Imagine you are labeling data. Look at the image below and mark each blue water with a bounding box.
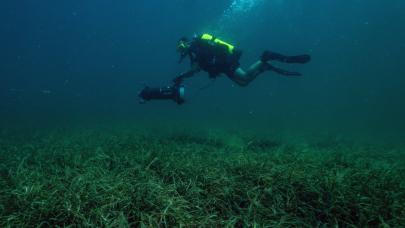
[1,0,404,141]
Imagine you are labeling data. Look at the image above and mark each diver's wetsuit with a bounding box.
[187,37,242,78]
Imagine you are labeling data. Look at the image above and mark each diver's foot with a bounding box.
[261,51,281,62]
[261,51,311,64]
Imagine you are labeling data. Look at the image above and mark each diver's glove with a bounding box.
[172,76,184,85]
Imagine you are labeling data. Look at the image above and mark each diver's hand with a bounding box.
[172,76,183,85]
[173,67,199,85]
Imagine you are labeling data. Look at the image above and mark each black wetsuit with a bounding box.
[187,37,242,78]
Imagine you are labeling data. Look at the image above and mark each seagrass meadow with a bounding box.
[0,127,404,227]
[2,0,405,227]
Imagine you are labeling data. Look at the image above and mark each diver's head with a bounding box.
[177,37,190,63]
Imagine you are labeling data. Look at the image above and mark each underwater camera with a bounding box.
[138,84,185,104]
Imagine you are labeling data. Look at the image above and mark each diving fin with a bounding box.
[267,64,302,76]
[261,51,311,64]
[284,54,311,64]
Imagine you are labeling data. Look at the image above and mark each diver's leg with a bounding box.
[228,71,249,86]
[229,61,270,86]
[229,61,302,86]
[261,51,311,64]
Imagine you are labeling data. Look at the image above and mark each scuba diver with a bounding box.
[138,33,310,104]
[173,33,311,86]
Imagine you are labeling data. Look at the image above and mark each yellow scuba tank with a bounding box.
[200,34,235,54]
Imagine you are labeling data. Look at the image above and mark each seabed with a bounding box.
[0,127,404,227]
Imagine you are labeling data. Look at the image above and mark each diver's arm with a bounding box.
[173,64,201,84]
